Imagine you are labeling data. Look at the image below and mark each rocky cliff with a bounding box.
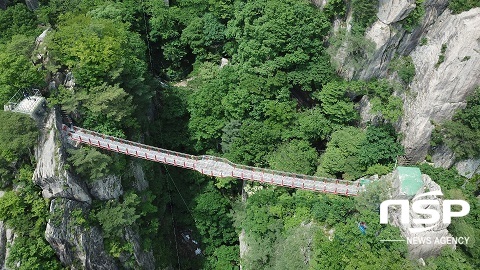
[34,111,118,269]
[401,8,480,162]
[349,0,480,164]
[31,110,155,269]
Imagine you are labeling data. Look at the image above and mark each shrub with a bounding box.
[389,56,416,84]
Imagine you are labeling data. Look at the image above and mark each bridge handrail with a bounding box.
[198,155,352,186]
[71,126,199,160]
[67,125,355,187]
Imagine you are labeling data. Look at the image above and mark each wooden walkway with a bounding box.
[63,125,361,196]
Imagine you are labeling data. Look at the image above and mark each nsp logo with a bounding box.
[380,191,470,233]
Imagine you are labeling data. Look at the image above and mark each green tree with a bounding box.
[389,55,416,84]
[225,0,334,92]
[94,191,141,239]
[193,183,237,253]
[267,139,319,175]
[0,111,38,162]
[358,124,404,168]
[80,83,136,133]
[425,247,474,270]
[365,80,404,122]
[0,3,39,43]
[318,127,366,180]
[271,225,317,270]
[181,12,226,60]
[295,107,334,143]
[401,0,425,32]
[314,81,359,126]
[0,180,61,269]
[351,0,379,33]
[0,35,45,105]
[47,13,148,93]
[210,245,239,270]
[67,147,112,180]
[448,0,480,14]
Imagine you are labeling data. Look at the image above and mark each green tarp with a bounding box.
[396,166,423,196]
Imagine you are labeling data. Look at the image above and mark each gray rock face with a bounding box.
[25,0,39,10]
[33,110,156,269]
[131,162,149,192]
[46,198,117,270]
[366,20,391,51]
[401,8,480,162]
[33,112,91,203]
[377,0,416,24]
[0,221,7,269]
[455,159,480,179]
[431,144,456,168]
[124,227,155,269]
[88,175,123,201]
[361,0,450,80]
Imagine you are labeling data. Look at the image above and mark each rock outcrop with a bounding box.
[431,144,456,168]
[33,111,91,203]
[87,175,123,201]
[455,159,480,179]
[124,227,155,270]
[34,111,118,269]
[45,198,117,269]
[33,110,156,269]
[352,0,480,163]
[377,0,416,24]
[389,173,455,259]
[0,221,15,269]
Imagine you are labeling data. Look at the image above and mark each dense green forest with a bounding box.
[0,0,478,269]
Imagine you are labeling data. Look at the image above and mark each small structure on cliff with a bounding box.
[393,166,423,198]
[386,167,456,259]
[3,89,46,119]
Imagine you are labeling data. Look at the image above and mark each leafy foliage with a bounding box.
[0,3,39,43]
[0,34,46,105]
[193,183,237,254]
[318,127,366,180]
[448,0,480,14]
[314,81,359,126]
[389,55,416,84]
[267,140,319,175]
[401,0,425,32]
[0,179,61,269]
[5,0,477,269]
[358,124,404,168]
[93,192,141,239]
[67,147,112,180]
[351,0,379,33]
[0,111,38,162]
[365,80,404,122]
[433,88,480,159]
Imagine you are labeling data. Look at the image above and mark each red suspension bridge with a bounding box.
[63,125,362,196]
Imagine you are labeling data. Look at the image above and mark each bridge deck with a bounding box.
[63,125,361,196]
